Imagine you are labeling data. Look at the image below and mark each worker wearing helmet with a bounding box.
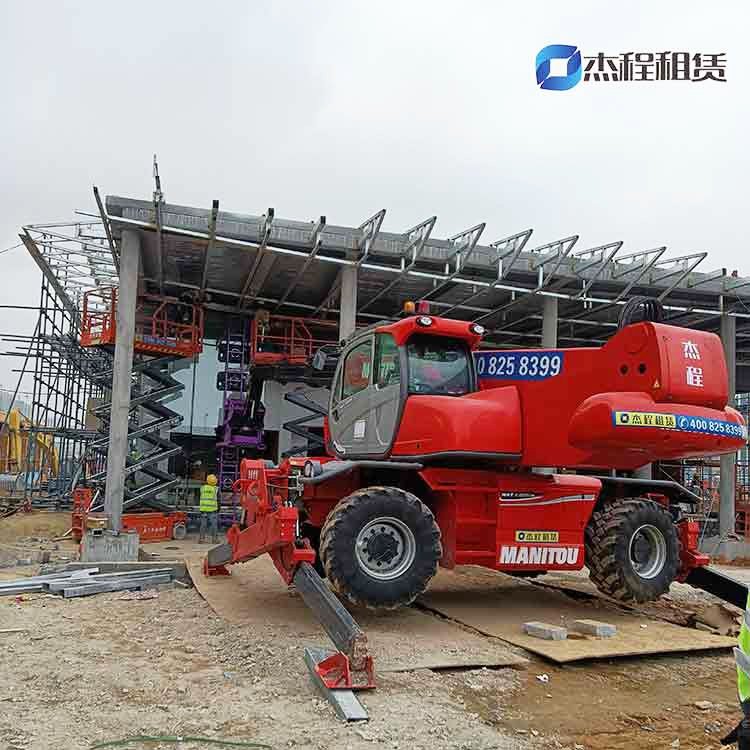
[199,474,219,544]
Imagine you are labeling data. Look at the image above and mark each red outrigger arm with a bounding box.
[203,460,375,703]
[204,466,315,581]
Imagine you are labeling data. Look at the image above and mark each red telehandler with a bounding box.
[205,298,747,700]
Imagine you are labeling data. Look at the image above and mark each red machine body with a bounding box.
[476,320,744,470]
[207,313,745,592]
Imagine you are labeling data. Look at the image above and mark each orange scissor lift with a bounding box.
[76,287,204,543]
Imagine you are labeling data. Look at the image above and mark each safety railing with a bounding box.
[250,314,338,366]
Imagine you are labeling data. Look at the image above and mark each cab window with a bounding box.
[406,334,471,396]
[374,333,400,388]
[341,338,373,399]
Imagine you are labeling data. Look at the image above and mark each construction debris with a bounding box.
[523,621,568,641]
[695,603,741,637]
[0,567,174,598]
[570,619,618,638]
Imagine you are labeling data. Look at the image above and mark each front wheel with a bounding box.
[319,486,442,610]
[585,498,679,602]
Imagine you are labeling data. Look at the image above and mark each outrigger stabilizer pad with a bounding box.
[294,562,375,721]
[203,543,232,577]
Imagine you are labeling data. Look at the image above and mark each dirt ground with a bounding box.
[0,511,743,750]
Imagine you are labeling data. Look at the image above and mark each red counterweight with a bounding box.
[477,321,746,470]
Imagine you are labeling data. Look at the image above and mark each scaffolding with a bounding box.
[1,218,117,508]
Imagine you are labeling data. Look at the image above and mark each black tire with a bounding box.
[585,498,679,603]
[319,486,442,610]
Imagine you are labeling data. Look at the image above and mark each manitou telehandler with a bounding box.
[206,298,747,692]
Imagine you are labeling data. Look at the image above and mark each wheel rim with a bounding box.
[628,524,667,580]
[355,516,417,581]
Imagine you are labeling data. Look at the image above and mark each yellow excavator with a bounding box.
[0,408,58,477]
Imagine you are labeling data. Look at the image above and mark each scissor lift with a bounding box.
[79,288,203,536]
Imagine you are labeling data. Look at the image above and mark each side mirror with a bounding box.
[312,345,340,371]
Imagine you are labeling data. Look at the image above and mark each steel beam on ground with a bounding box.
[103,229,140,533]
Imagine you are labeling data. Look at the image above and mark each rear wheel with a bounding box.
[319,486,442,609]
[585,498,679,602]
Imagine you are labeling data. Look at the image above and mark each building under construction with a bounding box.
[4,167,750,551]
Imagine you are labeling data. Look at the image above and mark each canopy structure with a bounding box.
[98,193,749,373]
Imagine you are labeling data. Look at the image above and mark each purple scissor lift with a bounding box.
[216,324,265,518]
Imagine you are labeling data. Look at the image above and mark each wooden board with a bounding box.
[186,555,527,673]
[419,566,736,663]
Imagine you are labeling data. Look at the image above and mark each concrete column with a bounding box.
[720,313,737,538]
[103,229,140,531]
[541,296,558,348]
[339,265,357,340]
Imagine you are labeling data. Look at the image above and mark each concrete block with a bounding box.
[571,619,617,638]
[522,621,567,641]
[80,531,139,562]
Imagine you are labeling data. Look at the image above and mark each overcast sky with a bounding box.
[0,0,747,393]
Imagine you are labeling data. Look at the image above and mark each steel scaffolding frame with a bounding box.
[2,221,116,508]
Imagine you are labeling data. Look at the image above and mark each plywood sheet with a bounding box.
[186,555,526,672]
[419,566,735,663]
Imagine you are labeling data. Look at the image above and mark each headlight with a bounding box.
[470,324,485,336]
[416,316,433,327]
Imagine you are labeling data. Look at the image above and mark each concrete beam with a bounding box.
[720,312,737,539]
[541,295,558,348]
[103,229,141,532]
[339,264,357,340]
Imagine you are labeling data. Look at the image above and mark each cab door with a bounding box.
[369,332,402,455]
[329,335,375,457]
